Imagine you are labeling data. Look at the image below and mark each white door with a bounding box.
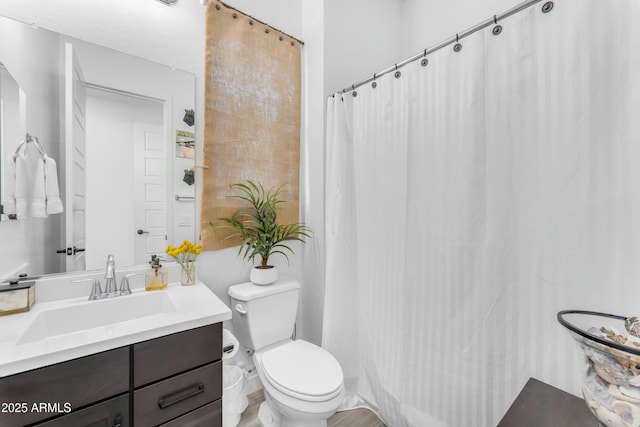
[63,42,87,271]
[133,124,167,264]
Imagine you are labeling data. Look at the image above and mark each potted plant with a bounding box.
[183,168,195,185]
[217,180,311,285]
[183,109,195,126]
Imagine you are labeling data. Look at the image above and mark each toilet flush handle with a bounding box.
[234,303,248,315]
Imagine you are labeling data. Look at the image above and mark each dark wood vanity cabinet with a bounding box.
[0,323,223,427]
[133,323,223,427]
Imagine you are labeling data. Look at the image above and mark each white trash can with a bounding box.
[223,365,248,427]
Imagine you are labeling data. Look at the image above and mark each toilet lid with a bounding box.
[261,340,343,400]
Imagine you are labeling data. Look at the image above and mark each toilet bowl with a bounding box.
[255,340,345,427]
[228,278,345,427]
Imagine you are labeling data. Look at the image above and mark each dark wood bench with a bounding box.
[498,378,599,427]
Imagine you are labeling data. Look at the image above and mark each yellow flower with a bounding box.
[165,240,200,269]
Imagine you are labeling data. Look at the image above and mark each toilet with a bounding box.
[228,277,345,427]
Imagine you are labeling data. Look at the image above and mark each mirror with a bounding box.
[0,60,23,215]
[0,15,196,280]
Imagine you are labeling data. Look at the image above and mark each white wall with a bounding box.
[324,0,402,95]
[300,0,326,351]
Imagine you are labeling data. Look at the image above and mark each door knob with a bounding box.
[137,229,149,235]
[73,247,86,254]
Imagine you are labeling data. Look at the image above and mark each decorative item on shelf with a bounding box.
[183,168,195,185]
[557,310,640,427]
[183,108,195,126]
[166,240,201,286]
[215,180,312,285]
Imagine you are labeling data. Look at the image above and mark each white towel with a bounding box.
[44,155,63,215]
[14,155,29,219]
[3,156,16,215]
[31,157,47,218]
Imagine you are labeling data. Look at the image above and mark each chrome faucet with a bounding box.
[72,278,103,300]
[72,256,140,301]
[119,272,143,296]
[103,254,118,298]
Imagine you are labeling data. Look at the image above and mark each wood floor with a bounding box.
[238,390,387,427]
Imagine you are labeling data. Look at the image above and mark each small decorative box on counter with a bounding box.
[0,281,35,316]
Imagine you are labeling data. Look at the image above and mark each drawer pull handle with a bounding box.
[158,383,205,409]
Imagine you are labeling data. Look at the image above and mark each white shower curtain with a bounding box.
[323,1,640,426]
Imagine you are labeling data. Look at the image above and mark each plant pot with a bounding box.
[183,112,194,126]
[250,266,278,285]
[183,171,194,185]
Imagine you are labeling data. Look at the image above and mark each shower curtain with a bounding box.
[323,1,640,426]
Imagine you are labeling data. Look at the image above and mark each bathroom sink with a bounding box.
[17,291,177,344]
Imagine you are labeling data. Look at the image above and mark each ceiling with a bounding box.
[0,0,206,74]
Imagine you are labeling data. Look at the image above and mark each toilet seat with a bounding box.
[260,340,343,402]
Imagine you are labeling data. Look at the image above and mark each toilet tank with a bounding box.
[228,277,300,352]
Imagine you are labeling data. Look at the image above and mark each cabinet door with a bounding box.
[134,361,222,427]
[133,323,222,387]
[159,400,222,427]
[0,347,129,427]
[36,394,129,427]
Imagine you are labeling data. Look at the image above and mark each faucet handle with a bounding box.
[119,273,143,296]
[72,278,103,300]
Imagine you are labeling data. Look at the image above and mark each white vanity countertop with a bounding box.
[0,281,231,377]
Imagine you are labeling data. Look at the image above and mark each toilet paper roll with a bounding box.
[222,328,239,359]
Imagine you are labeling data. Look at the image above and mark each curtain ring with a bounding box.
[420,49,428,66]
[394,65,401,78]
[454,34,462,52]
[492,14,503,35]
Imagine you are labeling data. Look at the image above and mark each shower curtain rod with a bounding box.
[336,0,545,95]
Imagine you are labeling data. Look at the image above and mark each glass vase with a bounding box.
[180,261,197,286]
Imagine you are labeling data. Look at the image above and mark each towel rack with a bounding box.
[12,133,47,162]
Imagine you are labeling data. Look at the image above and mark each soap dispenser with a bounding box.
[145,255,167,291]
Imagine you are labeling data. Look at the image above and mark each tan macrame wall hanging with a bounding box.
[201,1,302,251]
